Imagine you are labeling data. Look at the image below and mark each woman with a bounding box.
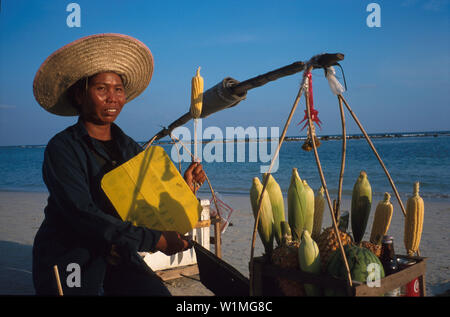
[32,34,206,295]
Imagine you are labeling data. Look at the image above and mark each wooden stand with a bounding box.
[211,216,222,258]
[156,264,200,281]
[193,215,222,259]
[251,255,427,296]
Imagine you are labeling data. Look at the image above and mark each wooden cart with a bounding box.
[251,255,427,296]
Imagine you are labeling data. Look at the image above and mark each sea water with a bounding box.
[0,132,449,201]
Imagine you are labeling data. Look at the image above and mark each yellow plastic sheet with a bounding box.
[101,146,201,234]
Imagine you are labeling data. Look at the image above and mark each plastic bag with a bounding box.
[209,192,236,234]
[325,66,345,95]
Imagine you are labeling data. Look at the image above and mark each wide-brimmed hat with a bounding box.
[33,33,154,116]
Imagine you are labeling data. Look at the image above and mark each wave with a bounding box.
[196,187,450,201]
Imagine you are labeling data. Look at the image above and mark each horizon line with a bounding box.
[2,130,449,148]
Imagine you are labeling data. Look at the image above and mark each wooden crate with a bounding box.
[251,255,427,296]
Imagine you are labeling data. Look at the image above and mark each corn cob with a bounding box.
[298,230,321,296]
[404,182,424,256]
[302,180,315,236]
[190,67,204,162]
[190,67,204,119]
[280,221,292,246]
[312,187,325,240]
[250,177,274,254]
[263,173,286,246]
[351,171,372,244]
[369,192,394,245]
[288,168,306,241]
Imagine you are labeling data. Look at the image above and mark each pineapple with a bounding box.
[270,221,305,296]
[317,227,353,270]
[271,240,300,268]
[360,241,382,258]
[271,240,305,296]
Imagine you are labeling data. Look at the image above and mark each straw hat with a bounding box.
[33,33,154,116]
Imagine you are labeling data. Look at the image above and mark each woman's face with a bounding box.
[77,72,126,125]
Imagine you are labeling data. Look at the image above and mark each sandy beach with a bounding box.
[0,190,448,296]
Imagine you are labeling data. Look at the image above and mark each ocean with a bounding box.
[1,131,449,202]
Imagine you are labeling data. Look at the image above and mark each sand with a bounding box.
[0,190,448,296]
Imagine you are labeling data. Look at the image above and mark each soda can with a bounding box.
[397,257,420,296]
[405,278,421,297]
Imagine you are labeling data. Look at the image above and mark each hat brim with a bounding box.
[33,33,154,116]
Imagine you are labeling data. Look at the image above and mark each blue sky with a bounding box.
[0,0,449,146]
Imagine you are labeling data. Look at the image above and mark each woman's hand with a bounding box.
[155,231,193,256]
[183,162,206,194]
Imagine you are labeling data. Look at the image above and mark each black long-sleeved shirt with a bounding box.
[32,118,161,294]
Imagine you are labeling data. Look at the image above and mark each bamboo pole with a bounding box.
[338,95,407,217]
[144,54,344,146]
[53,265,64,296]
[249,66,312,296]
[336,95,347,218]
[194,119,199,161]
[304,71,353,291]
[144,134,158,151]
[193,119,201,193]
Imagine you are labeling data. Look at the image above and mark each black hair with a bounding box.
[67,77,89,112]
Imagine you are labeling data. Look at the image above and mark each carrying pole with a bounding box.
[143,54,344,146]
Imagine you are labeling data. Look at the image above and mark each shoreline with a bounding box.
[154,131,450,145]
[0,190,448,296]
[1,189,449,204]
[2,130,449,148]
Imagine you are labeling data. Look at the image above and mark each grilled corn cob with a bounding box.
[190,67,204,118]
[404,182,424,256]
[369,192,394,245]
